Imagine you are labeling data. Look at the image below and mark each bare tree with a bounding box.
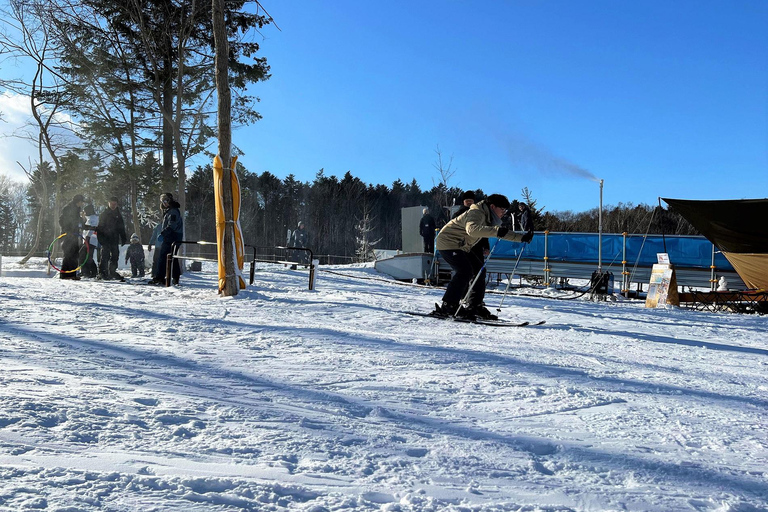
[16,156,48,264]
[1,0,76,261]
[431,144,456,223]
[355,198,382,262]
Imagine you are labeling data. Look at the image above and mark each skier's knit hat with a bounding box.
[461,190,475,201]
[130,233,140,242]
[297,220,304,228]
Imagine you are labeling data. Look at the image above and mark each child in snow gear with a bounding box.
[125,234,146,277]
[435,194,526,320]
[59,194,86,280]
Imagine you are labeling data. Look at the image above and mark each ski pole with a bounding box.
[496,242,526,312]
[455,240,499,317]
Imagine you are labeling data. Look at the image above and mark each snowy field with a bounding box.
[0,256,766,511]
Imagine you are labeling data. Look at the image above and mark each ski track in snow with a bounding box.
[0,258,767,511]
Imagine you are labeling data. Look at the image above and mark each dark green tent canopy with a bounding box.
[662,198,768,254]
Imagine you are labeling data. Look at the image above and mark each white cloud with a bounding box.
[0,91,80,183]
[0,93,37,183]
[0,91,32,124]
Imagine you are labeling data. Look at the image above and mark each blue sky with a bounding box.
[239,0,768,212]
[1,0,766,213]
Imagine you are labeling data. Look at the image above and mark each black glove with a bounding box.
[496,226,509,238]
[147,244,153,251]
[521,231,534,243]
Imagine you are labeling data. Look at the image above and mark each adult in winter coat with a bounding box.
[150,192,184,284]
[97,196,127,280]
[452,190,490,260]
[58,194,86,279]
[419,208,436,253]
[79,203,99,278]
[517,202,533,234]
[147,223,162,280]
[290,221,309,265]
[435,194,532,320]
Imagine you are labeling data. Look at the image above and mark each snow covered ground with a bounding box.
[0,256,766,511]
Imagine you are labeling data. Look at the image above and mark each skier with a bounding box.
[79,203,99,278]
[58,194,86,280]
[452,190,491,297]
[149,192,183,285]
[419,208,437,254]
[435,193,532,320]
[125,233,146,278]
[97,196,127,281]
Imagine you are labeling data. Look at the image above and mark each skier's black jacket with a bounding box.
[59,201,83,235]
[419,214,436,238]
[97,206,127,246]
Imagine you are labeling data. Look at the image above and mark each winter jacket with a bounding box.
[518,207,533,233]
[452,205,490,253]
[59,201,83,235]
[291,227,308,248]
[125,243,146,265]
[419,214,436,238]
[82,214,99,248]
[97,206,127,246]
[436,200,523,252]
[160,199,184,243]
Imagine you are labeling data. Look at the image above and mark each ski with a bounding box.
[403,310,541,327]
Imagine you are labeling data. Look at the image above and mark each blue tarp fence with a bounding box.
[490,233,734,271]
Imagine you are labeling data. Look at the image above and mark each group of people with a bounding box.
[58,192,184,284]
[420,191,535,321]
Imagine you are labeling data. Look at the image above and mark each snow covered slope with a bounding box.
[0,259,766,511]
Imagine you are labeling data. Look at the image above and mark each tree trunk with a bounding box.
[213,0,237,296]
[162,55,175,191]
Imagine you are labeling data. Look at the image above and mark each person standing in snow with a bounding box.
[97,196,127,281]
[125,233,146,278]
[79,203,99,278]
[289,221,310,266]
[516,202,534,236]
[419,208,436,254]
[435,194,532,320]
[452,191,476,220]
[58,194,86,280]
[147,222,162,281]
[149,192,183,285]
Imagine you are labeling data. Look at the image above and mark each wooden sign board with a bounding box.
[645,263,680,308]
